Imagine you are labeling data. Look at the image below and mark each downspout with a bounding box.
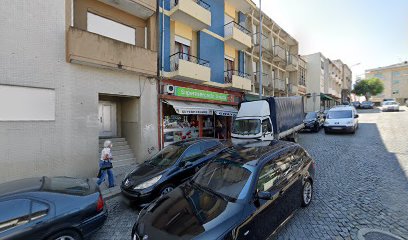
[156,0,162,150]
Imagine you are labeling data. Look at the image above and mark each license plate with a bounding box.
[332,127,342,130]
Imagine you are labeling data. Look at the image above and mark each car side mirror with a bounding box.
[257,191,273,200]
[354,114,359,118]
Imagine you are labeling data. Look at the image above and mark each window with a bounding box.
[299,67,306,86]
[182,144,203,162]
[87,12,136,45]
[0,199,31,233]
[175,36,191,61]
[262,119,272,134]
[257,162,280,192]
[224,57,234,83]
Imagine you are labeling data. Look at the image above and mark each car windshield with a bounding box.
[192,160,252,201]
[147,144,187,167]
[305,112,317,120]
[232,119,261,135]
[327,110,352,119]
[362,101,372,104]
[384,101,397,105]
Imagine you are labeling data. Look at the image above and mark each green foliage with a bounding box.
[352,78,384,100]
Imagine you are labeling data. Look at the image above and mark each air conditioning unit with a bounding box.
[164,85,175,94]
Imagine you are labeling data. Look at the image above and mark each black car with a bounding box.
[132,140,315,240]
[121,138,225,205]
[0,176,107,240]
[303,111,324,132]
[352,101,361,108]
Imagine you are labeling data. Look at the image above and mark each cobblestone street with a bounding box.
[91,108,408,240]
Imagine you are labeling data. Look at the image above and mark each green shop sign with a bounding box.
[174,87,230,102]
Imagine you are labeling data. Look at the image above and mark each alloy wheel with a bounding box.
[303,181,312,205]
[55,236,75,240]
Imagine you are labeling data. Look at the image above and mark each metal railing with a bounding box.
[288,83,299,94]
[224,70,251,83]
[273,45,286,61]
[253,72,270,86]
[169,52,210,71]
[253,32,272,51]
[224,21,251,38]
[170,0,211,11]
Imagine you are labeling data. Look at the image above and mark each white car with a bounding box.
[382,101,399,112]
[324,106,359,134]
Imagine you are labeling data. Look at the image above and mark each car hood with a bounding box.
[122,163,167,188]
[136,183,245,240]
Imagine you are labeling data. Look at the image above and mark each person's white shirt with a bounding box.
[100,147,112,161]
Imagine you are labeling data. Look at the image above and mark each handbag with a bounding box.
[100,160,113,170]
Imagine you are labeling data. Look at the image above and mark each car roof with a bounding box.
[0,177,44,198]
[215,140,297,166]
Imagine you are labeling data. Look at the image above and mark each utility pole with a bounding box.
[258,0,263,99]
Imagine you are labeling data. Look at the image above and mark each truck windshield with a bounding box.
[232,119,261,135]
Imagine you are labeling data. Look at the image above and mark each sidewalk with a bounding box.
[95,163,139,200]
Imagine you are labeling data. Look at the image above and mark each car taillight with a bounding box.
[96,194,104,212]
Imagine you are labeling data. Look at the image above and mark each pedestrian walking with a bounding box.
[97,140,115,188]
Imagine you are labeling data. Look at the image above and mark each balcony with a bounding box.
[168,52,211,83]
[298,85,307,95]
[224,70,251,91]
[288,83,299,95]
[273,45,286,63]
[224,0,255,13]
[224,21,252,50]
[169,0,211,31]
[97,0,156,19]
[253,72,269,88]
[274,78,286,91]
[66,27,156,76]
[286,54,298,71]
[253,32,272,58]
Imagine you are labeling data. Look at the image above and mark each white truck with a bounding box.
[231,97,305,142]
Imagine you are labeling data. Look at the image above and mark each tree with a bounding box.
[352,78,384,100]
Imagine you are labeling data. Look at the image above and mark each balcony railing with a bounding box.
[274,78,286,91]
[288,83,299,94]
[169,52,209,71]
[286,54,298,71]
[170,0,210,11]
[225,21,251,37]
[273,45,286,62]
[224,70,251,84]
[253,72,270,87]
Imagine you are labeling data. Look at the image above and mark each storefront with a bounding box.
[160,80,243,147]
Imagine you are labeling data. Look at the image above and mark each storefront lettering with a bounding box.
[175,87,229,102]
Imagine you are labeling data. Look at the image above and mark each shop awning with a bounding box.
[320,94,333,101]
[164,100,238,116]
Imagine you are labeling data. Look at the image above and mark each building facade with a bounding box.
[303,53,351,112]
[365,61,408,104]
[0,0,159,183]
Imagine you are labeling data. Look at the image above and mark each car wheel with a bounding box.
[47,229,82,240]
[301,179,313,207]
[324,129,329,134]
[160,184,175,196]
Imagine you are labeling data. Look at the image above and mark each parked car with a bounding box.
[0,176,107,240]
[303,111,324,132]
[121,138,225,206]
[324,106,359,134]
[360,101,374,109]
[131,140,315,240]
[382,101,400,111]
[352,101,361,108]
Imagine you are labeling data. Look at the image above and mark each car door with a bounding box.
[0,198,32,240]
[177,143,206,183]
[282,148,305,214]
[235,156,286,240]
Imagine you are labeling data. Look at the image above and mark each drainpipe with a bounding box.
[156,0,163,150]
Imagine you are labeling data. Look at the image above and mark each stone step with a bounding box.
[99,140,128,147]
[113,153,134,161]
[99,145,130,152]
[99,149,132,156]
[99,137,126,144]
[112,158,137,168]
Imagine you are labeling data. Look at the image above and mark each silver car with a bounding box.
[382,101,399,112]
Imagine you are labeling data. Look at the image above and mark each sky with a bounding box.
[256,0,408,81]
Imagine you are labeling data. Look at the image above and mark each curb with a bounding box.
[102,186,121,200]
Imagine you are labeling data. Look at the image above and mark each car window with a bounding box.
[182,144,204,162]
[201,141,222,155]
[257,162,280,192]
[262,119,272,134]
[30,201,49,221]
[0,199,31,233]
[327,110,352,119]
[42,177,91,196]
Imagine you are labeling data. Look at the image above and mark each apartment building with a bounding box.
[244,8,304,97]
[158,0,257,146]
[365,61,408,104]
[0,0,159,183]
[303,53,351,112]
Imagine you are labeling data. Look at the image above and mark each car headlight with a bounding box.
[134,175,162,190]
[346,120,353,125]
[324,121,329,125]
